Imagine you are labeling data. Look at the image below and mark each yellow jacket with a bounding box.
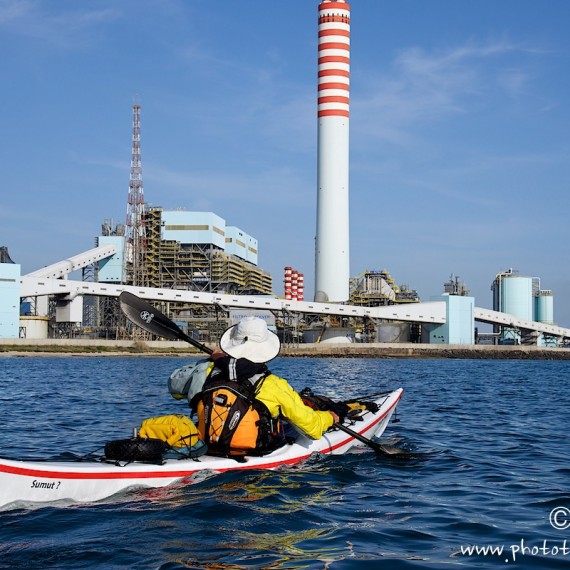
[255,374,335,439]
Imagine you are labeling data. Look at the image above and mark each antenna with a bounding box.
[124,103,148,287]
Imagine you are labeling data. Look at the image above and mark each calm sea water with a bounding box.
[0,356,569,569]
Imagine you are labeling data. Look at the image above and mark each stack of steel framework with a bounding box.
[143,207,272,296]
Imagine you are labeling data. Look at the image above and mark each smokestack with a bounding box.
[315,0,350,303]
[284,266,292,300]
[297,273,304,301]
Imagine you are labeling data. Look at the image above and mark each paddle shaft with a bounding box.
[334,422,404,456]
[171,329,213,355]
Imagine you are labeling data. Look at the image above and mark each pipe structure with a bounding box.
[315,0,351,303]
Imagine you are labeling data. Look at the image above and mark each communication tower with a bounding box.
[124,104,148,287]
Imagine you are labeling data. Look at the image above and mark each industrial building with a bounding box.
[1,1,570,348]
[98,210,271,295]
[81,99,273,340]
[3,246,570,347]
[145,208,270,295]
[349,270,419,307]
[94,209,273,340]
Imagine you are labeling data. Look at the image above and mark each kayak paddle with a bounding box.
[119,291,213,355]
[334,422,409,457]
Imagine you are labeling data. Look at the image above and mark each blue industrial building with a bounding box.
[0,262,21,339]
[429,294,475,345]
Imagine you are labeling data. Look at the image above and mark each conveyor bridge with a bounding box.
[18,246,570,341]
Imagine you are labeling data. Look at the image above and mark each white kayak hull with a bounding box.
[0,388,403,510]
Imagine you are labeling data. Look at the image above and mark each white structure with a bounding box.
[160,210,259,266]
[24,245,116,280]
[19,316,50,339]
[315,0,351,302]
[4,246,570,344]
[20,275,447,324]
[162,211,226,250]
[224,226,258,265]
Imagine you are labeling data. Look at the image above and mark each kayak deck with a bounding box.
[0,388,403,510]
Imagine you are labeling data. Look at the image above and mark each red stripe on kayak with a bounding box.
[0,457,310,480]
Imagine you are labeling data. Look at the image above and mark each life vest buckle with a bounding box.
[214,394,228,406]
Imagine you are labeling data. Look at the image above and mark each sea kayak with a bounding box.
[0,388,403,510]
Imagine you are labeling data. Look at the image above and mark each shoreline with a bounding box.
[1,339,569,359]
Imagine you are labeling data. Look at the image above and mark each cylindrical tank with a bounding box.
[302,327,354,344]
[19,316,50,339]
[535,290,554,324]
[501,275,533,320]
[376,323,411,343]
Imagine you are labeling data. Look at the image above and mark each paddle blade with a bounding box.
[119,291,181,340]
[119,292,213,355]
[374,443,411,456]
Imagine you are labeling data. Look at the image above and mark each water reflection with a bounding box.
[184,462,345,517]
[173,527,348,569]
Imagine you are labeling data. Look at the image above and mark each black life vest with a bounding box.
[197,357,281,457]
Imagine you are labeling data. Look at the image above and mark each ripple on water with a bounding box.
[1,357,569,568]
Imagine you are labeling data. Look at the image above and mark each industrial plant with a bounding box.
[1,0,569,349]
[491,269,556,345]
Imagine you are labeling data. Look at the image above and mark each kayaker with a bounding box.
[196,317,344,457]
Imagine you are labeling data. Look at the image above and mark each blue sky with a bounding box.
[1,0,569,327]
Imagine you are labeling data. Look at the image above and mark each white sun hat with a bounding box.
[219,317,280,363]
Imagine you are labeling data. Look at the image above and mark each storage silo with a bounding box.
[491,269,534,343]
[535,290,554,324]
[492,270,533,320]
[501,275,534,321]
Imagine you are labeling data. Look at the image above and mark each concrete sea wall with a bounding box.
[0,339,569,359]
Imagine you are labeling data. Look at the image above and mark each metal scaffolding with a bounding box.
[124,104,148,288]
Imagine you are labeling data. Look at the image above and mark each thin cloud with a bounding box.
[353,38,542,139]
[144,164,311,209]
[0,0,31,23]
[0,0,120,46]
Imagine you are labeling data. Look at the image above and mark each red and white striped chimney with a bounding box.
[315,0,350,303]
[284,266,292,300]
[291,269,299,300]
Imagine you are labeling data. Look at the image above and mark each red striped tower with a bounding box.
[291,269,299,300]
[298,273,305,301]
[315,0,350,302]
[284,266,292,300]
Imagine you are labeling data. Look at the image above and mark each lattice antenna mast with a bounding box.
[124,104,148,286]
